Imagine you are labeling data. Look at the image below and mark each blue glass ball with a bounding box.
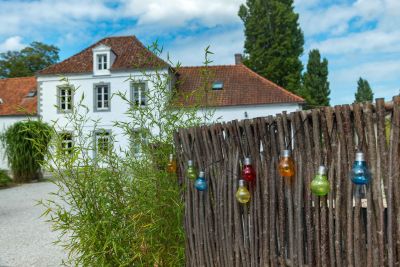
[194,177,208,191]
[350,161,370,185]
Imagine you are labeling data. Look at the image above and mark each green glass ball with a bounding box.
[186,166,197,180]
[310,174,330,196]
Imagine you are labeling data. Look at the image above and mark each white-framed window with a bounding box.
[60,132,73,155]
[131,82,147,107]
[97,54,108,70]
[58,86,73,112]
[95,130,112,156]
[131,129,148,155]
[94,84,110,111]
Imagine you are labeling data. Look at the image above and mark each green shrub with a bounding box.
[0,169,12,187]
[40,47,215,266]
[1,120,52,183]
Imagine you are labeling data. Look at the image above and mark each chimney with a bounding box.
[235,53,243,65]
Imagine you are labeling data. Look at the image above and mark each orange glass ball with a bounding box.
[167,154,177,174]
[278,150,295,178]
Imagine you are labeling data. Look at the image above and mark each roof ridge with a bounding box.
[238,64,305,102]
[180,64,238,69]
[37,35,168,75]
[100,35,136,39]
[38,36,138,74]
[0,76,36,81]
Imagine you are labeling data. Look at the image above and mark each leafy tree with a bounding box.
[355,77,374,103]
[301,49,330,109]
[239,0,304,93]
[0,42,59,78]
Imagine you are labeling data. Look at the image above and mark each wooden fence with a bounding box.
[173,96,400,267]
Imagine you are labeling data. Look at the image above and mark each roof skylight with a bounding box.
[26,90,37,98]
[212,81,223,90]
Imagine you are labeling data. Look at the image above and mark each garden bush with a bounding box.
[40,47,215,266]
[1,120,52,183]
[0,169,12,187]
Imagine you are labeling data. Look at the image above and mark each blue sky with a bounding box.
[0,0,399,105]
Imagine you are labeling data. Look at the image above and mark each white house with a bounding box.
[0,35,304,168]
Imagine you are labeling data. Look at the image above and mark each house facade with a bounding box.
[0,35,304,168]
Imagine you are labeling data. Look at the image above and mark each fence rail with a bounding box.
[174,97,400,267]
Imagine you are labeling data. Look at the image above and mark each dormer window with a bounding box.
[92,44,114,75]
[97,54,108,70]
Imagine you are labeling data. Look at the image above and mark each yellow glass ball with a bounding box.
[236,185,251,204]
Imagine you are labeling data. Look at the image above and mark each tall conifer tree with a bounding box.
[301,49,330,109]
[239,0,304,93]
[355,78,374,103]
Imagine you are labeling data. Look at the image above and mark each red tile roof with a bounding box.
[176,64,304,107]
[0,77,37,116]
[38,36,168,75]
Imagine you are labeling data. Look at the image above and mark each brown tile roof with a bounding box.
[0,77,37,116]
[38,36,168,75]
[176,64,304,107]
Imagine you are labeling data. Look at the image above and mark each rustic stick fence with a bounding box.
[173,97,400,267]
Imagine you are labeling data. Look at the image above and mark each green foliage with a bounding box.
[40,46,214,266]
[1,120,52,183]
[0,170,12,187]
[0,41,59,78]
[301,49,330,109]
[239,0,304,93]
[355,77,374,103]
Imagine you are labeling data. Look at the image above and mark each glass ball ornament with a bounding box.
[194,171,208,191]
[242,157,256,183]
[278,150,295,177]
[236,180,251,204]
[167,154,177,174]
[186,160,197,180]
[350,152,371,185]
[310,166,330,196]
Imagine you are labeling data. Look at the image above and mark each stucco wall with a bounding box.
[200,103,301,123]
[38,70,302,157]
[37,69,170,153]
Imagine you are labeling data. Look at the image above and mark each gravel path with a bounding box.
[0,181,67,267]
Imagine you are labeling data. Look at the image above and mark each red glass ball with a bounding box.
[242,165,256,182]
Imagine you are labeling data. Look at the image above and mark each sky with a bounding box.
[0,0,399,105]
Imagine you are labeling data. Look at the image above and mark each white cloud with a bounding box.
[297,0,399,38]
[0,0,246,38]
[120,0,245,27]
[164,28,244,66]
[0,36,26,52]
[299,4,357,36]
[334,60,400,83]
[328,59,400,104]
[295,0,400,104]
[0,0,398,106]
[0,0,114,36]
[309,29,400,55]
